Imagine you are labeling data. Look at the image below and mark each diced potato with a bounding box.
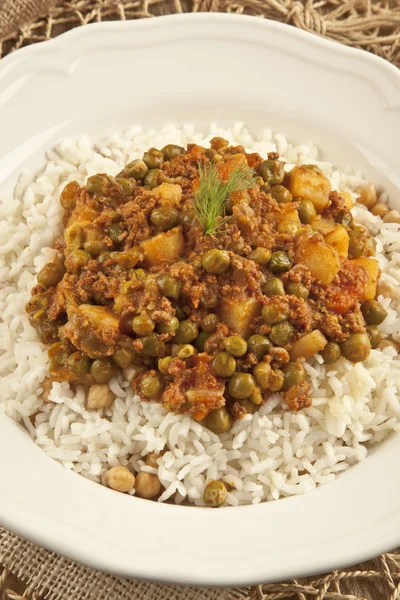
[281,207,301,225]
[325,225,349,258]
[87,384,115,410]
[140,226,184,267]
[67,204,99,227]
[340,191,354,209]
[66,304,120,358]
[290,330,328,360]
[351,258,379,300]
[288,165,331,213]
[218,296,262,338]
[295,234,341,286]
[311,216,336,235]
[154,183,182,206]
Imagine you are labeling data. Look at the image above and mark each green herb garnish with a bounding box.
[192,162,257,236]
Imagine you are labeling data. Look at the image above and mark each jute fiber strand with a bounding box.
[0,1,400,599]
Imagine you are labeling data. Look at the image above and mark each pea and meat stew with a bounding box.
[27,138,387,443]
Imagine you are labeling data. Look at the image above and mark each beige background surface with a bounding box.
[0,1,400,598]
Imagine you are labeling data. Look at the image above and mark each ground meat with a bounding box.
[322,191,348,222]
[29,138,379,426]
[203,323,230,354]
[161,354,225,417]
[284,381,312,411]
[269,347,290,368]
[288,296,314,334]
[315,261,368,314]
[315,312,347,343]
[281,264,313,288]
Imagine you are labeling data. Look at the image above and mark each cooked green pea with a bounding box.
[228,373,256,399]
[203,407,232,434]
[68,249,92,271]
[113,346,137,368]
[195,331,210,352]
[90,358,117,384]
[203,480,227,507]
[177,344,195,359]
[60,180,80,212]
[201,289,219,308]
[253,362,271,390]
[223,335,248,357]
[269,251,292,274]
[174,320,199,344]
[283,362,305,390]
[341,333,371,363]
[340,212,354,228]
[202,249,231,274]
[86,174,107,196]
[247,334,272,360]
[158,356,173,374]
[366,326,382,349]
[269,185,292,204]
[247,247,272,266]
[67,352,91,378]
[269,321,294,346]
[201,313,219,333]
[348,226,376,258]
[321,341,341,364]
[361,300,388,326]
[262,303,289,325]
[116,177,134,197]
[162,144,184,160]
[157,274,182,299]
[173,304,186,321]
[237,399,258,414]
[263,278,285,297]
[134,268,148,281]
[150,206,179,231]
[298,199,317,224]
[125,159,148,180]
[37,258,66,288]
[141,334,165,357]
[212,352,236,377]
[143,169,164,189]
[132,314,155,335]
[259,159,285,185]
[83,240,107,257]
[268,369,284,391]
[48,342,68,369]
[141,371,164,398]
[286,282,309,299]
[108,224,123,245]
[157,317,180,335]
[143,148,163,169]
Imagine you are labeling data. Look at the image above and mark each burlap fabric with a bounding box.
[0,1,400,599]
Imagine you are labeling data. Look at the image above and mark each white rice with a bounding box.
[1,123,399,506]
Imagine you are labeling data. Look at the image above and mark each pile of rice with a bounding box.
[0,123,399,506]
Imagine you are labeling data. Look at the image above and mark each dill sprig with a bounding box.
[192,161,257,236]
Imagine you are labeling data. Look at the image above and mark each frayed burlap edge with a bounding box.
[0,0,399,67]
[1,528,400,600]
[1,1,400,599]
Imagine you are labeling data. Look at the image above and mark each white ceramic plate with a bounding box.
[0,14,399,587]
